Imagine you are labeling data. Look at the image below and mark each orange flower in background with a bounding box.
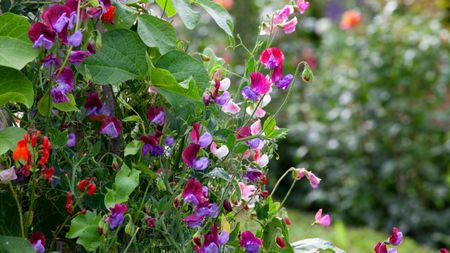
[340,10,362,30]
[101,6,116,24]
[214,0,233,10]
[13,140,30,162]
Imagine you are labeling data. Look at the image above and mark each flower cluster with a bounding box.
[374,227,403,253]
[260,0,310,35]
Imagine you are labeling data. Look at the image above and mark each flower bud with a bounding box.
[260,190,269,199]
[301,64,314,83]
[276,236,286,248]
[223,199,233,212]
[292,168,306,180]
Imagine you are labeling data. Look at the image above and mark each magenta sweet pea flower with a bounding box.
[196,224,228,253]
[28,22,55,50]
[440,249,449,253]
[147,107,165,125]
[182,143,201,168]
[190,123,201,143]
[314,209,331,227]
[260,48,285,70]
[69,50,91,64]
[55,67,74,92]
[182,178,205,206]
[105,203,127,230]
[29,232,46,253]
[374,242,387,253]
[99,117,122,138]
[51,87,70,103]
[250,72,271,94]
[42,5,71,33]
[240,230,262,253]
[283,17,298,34]
[388,227,403,246]
[42,54,61,69]
[297,0,310,14]
[243,168,264,182]
[183,214,204,228]
[141,134,163,156]
[83,92,107,117]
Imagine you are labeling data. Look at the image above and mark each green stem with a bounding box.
[277,180,296,212]
[123,227,140,253]
[9,182,25,238]
[269,167,295,198]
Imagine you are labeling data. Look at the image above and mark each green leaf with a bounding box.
[150,67,201,107]
[81,29,148,84]
[204,167,230,181]
[48,129,68,149]
[0,66,34,108]
[256,202,269,220]
[155,0,176,17]
[292,238,345,253]
[263,116,276,137]
[122,115,142,122]
[104,164,141,208]
[194,0,234,37]
[66,212,103,252]
[0,236,35,253]
[137,14,177,54]
[53,93,79,112]
[156,50,210,91]
[0,127,25,155]
[0,13,39,70]
[37,93,52,116]
[124,140,142,157]
[172,0,200,29]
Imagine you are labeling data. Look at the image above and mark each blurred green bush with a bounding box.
[271,10,450,248]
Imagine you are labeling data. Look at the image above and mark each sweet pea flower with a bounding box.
[99,116,122,138]
[305,170,321,188]
[183,214,204,228]
[83,92,107,117]
[282,17,298,34]
[105,203,127,230]
[182,144,209,170]
[42,54,61,69]
[67,132,76,147]
[164,136,175,146]
[182,178,205,206]
[387,249,397,253]
[275,74,294,90]
[215,91,231,105]
[240,230,263,253]
[222,100,241,114]
[241,72,271,101]
[239,182,256,202]
[219,77,230,91]
[250,120,261,136]
[374,242,387,253]
[246,107,266,118]
[297,0,310,14]
[29,232,46,253]
[314,209,331,227]
[195,202,219,218]
[199,132,213,148]
[42,5,70,33]
[260,48,285,70]
[388,227,403,246]
[0,167,17,184]
[196,224,228,253]
[440,249,449,253]
[243,168,264,182]
[210,142,229,159]
[68,30,82,47]
[68,50,91,64]
[273,5,294,25]
[146,107,165,126]
[28,22,55,49]
[256,154,269,167]
[141,134,164,156]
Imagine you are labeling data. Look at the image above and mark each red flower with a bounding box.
[66,192,73,214]
[86,183,96,196]
[276,236,286,248]
[260,48,284,70]
[340,10,362,30]
[77,177,90,191]
[260,190,269,199]
[101,6,115,24]
[41,166,55,183]
[13,140,30,162]
[284,217,291,226]
[77,177,96,195]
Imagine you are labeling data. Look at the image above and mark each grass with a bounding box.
[285,209,436,253]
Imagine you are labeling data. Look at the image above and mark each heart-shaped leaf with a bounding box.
[194,0,234,37]
[0,66,34,108]
[0,127,25,155]
[137,14,177,54]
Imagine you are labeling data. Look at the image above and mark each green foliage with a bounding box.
[81,29,148,84]
[194,0,234,37]
[104,164,141,208]
[66,211,103,252]
[172,0,200,30]
[137,14,177,54]
[0,13,39,70]
[0,127,25,155]
[0,66,34,108]
[155,0,176,17]
[0,236,35,253]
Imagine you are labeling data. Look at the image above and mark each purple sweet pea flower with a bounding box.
[42,54,61,69]
[218,231,229,245]
[68,11,77,30]
[69,50,91,64]
[29,232,46,253]
[67,132,76,147]
[389,227,403,246]
[83,93,107,117]
[182,143,200,168]
[32,240,45,253]
[388,249,397,253]
[0,167,17,184]
[182,214,203,228]
[182,178,204,206]
[51,87,70,103]
[275,74,294,90]
[240,230,263,253]
[105,203,127,230]
[193,157,209,170]
[68,30,82,47]
[196,203,219,218]
[199,132,212,148]
[246,138,261,149]
[99,117,122,138]
[164,136,175,146]
[241,86,259,101]
[28,22,55,50]
[141,133,164,156]
[215,91,231,105]
[243,168,264,182]
[147,107,165,125]
[55,67,74,92]
[42,5,71,33]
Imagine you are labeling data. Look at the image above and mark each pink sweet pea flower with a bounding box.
[374,242,387,253]
[297,0,310,14]
[256,154,269,167]
[239,182,256,202]
[222,100,241,114]
[260,48,285,70]
[210,142,229,159]
[282,17,298,34]
[219,77,230,91]
[305,170,321,188]
[273,5,294,25]
[314,209,331,227]
[440,249,449,253]
[250,120,261,135]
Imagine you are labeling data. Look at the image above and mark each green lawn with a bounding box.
[285,209,436,253]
